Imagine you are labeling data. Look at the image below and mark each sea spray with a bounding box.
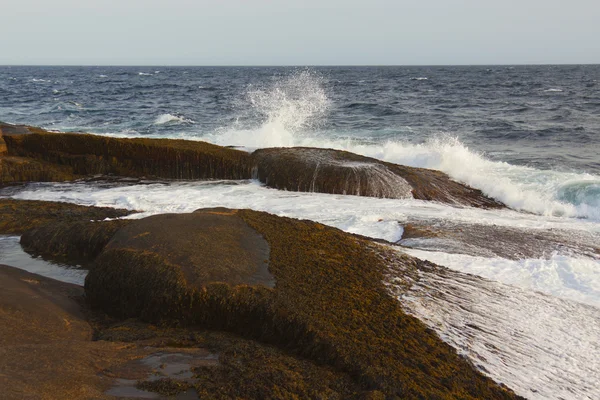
[209,70,330,148]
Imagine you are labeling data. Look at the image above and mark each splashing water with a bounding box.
[210,70,330,148]
[196,71,600,220]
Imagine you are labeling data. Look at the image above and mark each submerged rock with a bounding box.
[85,208,520,399]
[252,147,505,208]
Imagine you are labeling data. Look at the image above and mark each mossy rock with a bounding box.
[252,147,505,208]
[85,208,520,399]
[85,209,274,322]
[1,122,253,181]
[20,219,133,265]
[0,156,78,185]
[0,199,134,235]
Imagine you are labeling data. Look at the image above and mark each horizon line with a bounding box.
[1,63,599,68]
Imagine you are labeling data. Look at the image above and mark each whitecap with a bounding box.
[153,113,195,125]
[544,88,563,92]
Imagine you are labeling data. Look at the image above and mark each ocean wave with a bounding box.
[410,77,428,80]
[204,130,600,220]
[195,72,600,220]
[545,88,563,92]
[153,113,195,125]
[138,72,153,76]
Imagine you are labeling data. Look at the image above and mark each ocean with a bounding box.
[0,65,599,399]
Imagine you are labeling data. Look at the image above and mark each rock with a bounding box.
[0,265,138,399]
[0,265,366,399]
[0,199,134,235]
[0,156,77,184]
[1,122,253,181]
[252,147,505,208]
[85,208,521,399]
[20,219,133,265]
[85,209,274,321]
[399,220,600,260]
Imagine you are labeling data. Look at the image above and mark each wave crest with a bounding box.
[154,113,195,125]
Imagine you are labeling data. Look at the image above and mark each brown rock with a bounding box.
[0,199,134,235]
[0,265,135,399]
[1,122,252,181]
[252,147,505,208]
[85,208,521,399]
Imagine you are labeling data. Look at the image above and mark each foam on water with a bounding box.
[404,249,600,308]
[154,113,195,125]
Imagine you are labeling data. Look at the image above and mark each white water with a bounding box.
[154,113,195,125]
[385,252,600,400]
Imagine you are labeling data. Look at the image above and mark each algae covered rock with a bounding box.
[1,122,252,181]
[85,209,273,321]
[252,146,505,208]
[0,199,134,235]
[20,219,133,264]
[85,208,520,399]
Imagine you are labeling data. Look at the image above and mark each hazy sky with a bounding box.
[2,0,598,65]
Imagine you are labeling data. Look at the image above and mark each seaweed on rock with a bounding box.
[85,208,521,399]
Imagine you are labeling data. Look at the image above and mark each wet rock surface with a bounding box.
[20,219,133,265]
[84,208,521,399]
[399,220,600,260]
[1,122,253,182]
[252,147,505,208]
[0,198,133,235]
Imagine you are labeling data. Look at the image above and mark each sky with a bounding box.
[1,0,599,65]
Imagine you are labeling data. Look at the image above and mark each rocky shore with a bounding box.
[0,122,503,208]
[0,122,524,399]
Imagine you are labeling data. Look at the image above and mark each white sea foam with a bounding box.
[544,88,563,92]
[203,130,600,220]
[31,78,50,83]
[154,113,195,125]
[385,253,600,400]
[98,74,108,78]
[410,77,428,80]
[138,72,153,76]
[404,249,600,307]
